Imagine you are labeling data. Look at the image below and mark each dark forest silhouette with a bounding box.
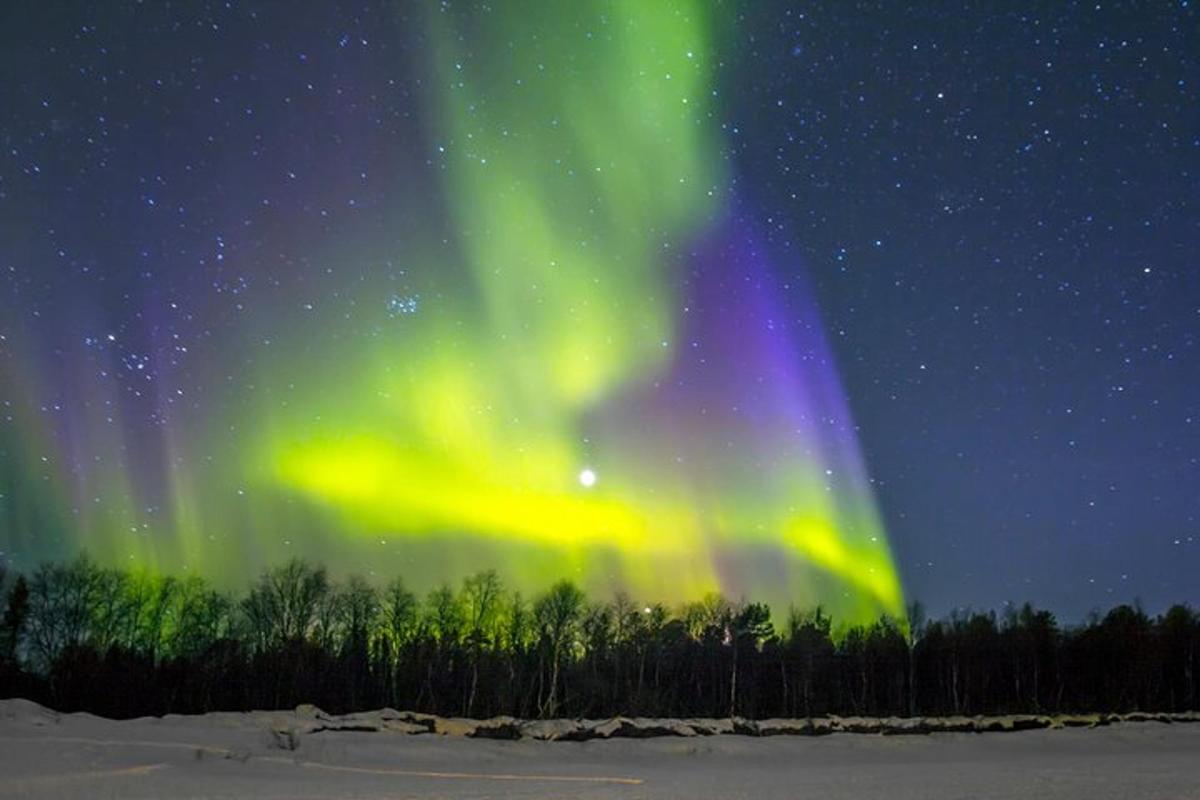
[0,556,1196,720]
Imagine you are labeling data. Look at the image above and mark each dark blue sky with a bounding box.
[1,1,1197,621]
[733,1,1199,617]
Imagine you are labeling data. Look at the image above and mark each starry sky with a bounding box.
[0,1,1197,622]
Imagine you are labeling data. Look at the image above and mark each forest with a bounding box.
[0,556,1196,720]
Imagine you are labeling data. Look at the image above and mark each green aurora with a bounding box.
[0,1,903,625]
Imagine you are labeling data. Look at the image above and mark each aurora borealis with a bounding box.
[261,1,902,619]
[3,1,1197,621]
[0,0,901,623]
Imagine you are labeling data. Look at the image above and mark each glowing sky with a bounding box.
[0,1,910,623]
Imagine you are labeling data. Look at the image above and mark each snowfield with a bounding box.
[1,699,1199,799]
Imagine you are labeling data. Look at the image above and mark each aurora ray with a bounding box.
[0,0,902,624]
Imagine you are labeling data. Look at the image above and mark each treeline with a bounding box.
[0,557,1196,720]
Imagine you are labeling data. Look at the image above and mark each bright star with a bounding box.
[578,467,597,488]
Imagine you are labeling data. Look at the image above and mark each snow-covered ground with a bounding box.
[1,699,1198,799]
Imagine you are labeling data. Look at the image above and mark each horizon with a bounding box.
[0,551,1190,632]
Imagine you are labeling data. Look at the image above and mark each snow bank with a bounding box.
[2,698,1196,746]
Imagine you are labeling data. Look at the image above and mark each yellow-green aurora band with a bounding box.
[0,1,903,625]
[266,1,902,621]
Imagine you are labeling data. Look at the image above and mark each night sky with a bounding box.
[0,1,1197,622]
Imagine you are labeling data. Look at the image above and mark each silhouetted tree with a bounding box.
[461,570,502,716]
[1,558,1197,721]
[1160,605,1198,711]
[533,580,584,717]
[25,557,99,673]
[728,602,773,717]
[1,575,29,665]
